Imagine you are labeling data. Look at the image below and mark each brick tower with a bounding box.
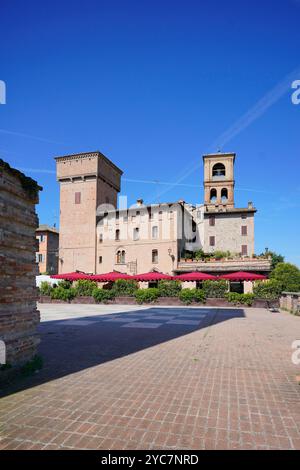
[56,151,123,274]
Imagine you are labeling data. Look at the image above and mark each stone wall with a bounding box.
[0,160,42,366]
[280,292,300,315]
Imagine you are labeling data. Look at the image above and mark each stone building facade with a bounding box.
[0,160,41,366]
[56,150,264,275]
[36,225,59,274]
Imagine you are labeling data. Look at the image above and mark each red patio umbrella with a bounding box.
[133,271,174,281]
[51,271,91,281]
[90,271,133,282]
[175,272,217,281]
[219,271,267,281]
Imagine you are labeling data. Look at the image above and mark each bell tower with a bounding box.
[203,152,235,210]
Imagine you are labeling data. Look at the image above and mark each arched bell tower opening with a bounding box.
[203,152,235,209]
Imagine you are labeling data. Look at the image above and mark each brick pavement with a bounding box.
[0,304,299,450]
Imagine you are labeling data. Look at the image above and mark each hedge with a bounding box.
[179,289,206,305]
[93,288,116,303]
[135,288,160,304]
[202,280,228,298]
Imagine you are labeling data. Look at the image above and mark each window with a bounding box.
[133,227,139,241]
[241,215,247,220]
[136,211,140,216]
[152,249,158,263]
[221,188,228,203]
[209,236,215,247]
[99,256,102,264]
[75,192,81,204]
[39,234,45,242]
[152,226,158,239]
[149,212,154,220]
[241,245,248,256]
[116,211,119,220]
[241,226,247,236]
[209,215,215,226]
[99,233,103,243]
[210,188,217,203]
[37,254,44,263]
[116,250,126,264]
[115,229,120,241]
[212,163,226,178]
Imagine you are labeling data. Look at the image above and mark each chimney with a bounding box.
[248,201,253,209]
[136,198,144,206]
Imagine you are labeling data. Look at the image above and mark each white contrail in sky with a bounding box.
[17,167,275,193]
[0,128,66,145]
[150,65,300,202]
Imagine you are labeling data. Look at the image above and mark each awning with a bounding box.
[175,272,217,281]
[90,271,133,282]
[219,271,267,281]
[51,271,91,281]
[133,272,174,281]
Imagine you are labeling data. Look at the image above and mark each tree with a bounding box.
[270,263,300,292]
[261,249,285,270]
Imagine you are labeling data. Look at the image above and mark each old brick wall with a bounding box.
[0,160,42,365]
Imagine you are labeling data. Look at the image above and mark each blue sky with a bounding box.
[1,0,299,265]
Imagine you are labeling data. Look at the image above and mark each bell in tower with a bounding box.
[203,152,235,210]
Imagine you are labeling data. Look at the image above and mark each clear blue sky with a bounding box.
[1,0,299,265]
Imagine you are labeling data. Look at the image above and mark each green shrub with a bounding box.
[58,280,72,289]
[213,250,231,260]
[226,292,254,306]
[203,280,228,298]
[179,288,206,304]
[51,287,77,302]
[179,289,195,304]
[92,288,115,303]
[270,263,300,292]
[194,249,205,260]
[193,289,206,303]
[40,281,53,296]
[75,279,98,296]
[135,288,160,304]
[157,280,182,297]
[112,279,139,297]
[253,279,282,300]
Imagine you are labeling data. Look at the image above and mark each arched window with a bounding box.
[212,163,226,178]
[115,229,120,241]
[210,188,217,203]
[133,227,139,241]
[116,250,126,264]
[221,188,228,203]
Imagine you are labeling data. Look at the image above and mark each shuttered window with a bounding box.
[241,245,248,255]
[209,236,215,246]
[209,216,215,226]
[241,226,247,236]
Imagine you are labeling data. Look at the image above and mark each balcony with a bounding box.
[176,257,272,273]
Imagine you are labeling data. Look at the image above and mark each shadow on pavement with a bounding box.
[0,306,245,397]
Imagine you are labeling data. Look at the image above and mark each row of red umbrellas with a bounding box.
[51,271,267,282]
